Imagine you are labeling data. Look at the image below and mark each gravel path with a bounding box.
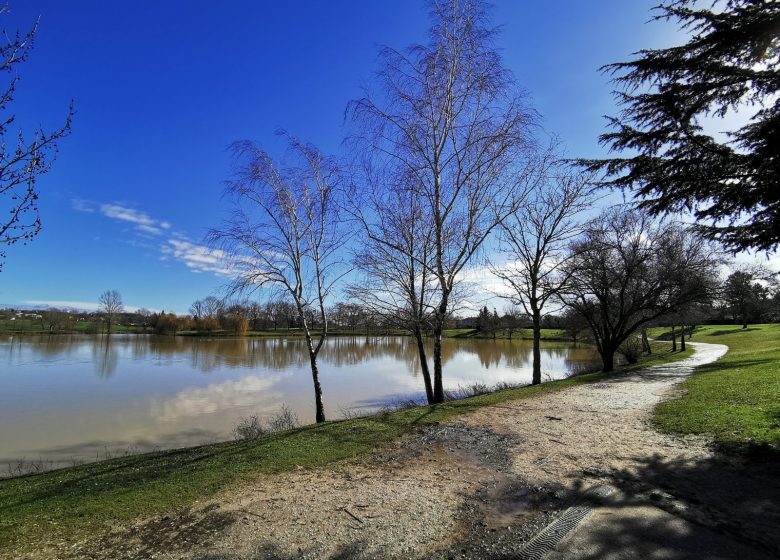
[72,341,780,560]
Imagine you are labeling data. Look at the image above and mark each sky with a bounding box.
[0,0,753,314]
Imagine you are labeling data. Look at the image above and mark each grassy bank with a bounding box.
[0,340,687,556]
[443,327,568,341]
[654,324,780,454]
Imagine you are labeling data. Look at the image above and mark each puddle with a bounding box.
[478,480,544,528]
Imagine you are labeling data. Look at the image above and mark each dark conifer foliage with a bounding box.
[583,0,780,253]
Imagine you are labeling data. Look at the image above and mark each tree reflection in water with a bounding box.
[13,334,605,378]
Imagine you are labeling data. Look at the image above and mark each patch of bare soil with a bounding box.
[74,342,778,559]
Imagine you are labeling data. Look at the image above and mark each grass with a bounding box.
[0,340,689,556]
[443,327,568,340]
[654,323,780,454]
[0,320,147,334]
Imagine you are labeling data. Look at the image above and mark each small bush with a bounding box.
[232,414,266,440]
[620,336,643,364]
[268,405,300,433]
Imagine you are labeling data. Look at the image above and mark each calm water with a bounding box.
[0,334,601,470]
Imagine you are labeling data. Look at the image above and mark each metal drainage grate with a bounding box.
[513,485,614,560]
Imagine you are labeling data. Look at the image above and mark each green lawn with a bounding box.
[0,340,688,556]
[654,323,780,454]
[444,327,568,340]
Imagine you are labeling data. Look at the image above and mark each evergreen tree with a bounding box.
[583,0,780,252]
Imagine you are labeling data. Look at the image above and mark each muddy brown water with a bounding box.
[0,334,602,472]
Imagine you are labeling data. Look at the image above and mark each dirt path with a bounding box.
[74,342,779,560]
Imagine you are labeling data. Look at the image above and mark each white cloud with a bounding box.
[160,239,233,277]
[21,300,152,313]
[136,224,163,235]
[71,199,236,279]
[456,265,514,313]
[71,199,95,213]
[100,203,169,237]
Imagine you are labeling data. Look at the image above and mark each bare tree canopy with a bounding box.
[349,0,538,403]
[98,290,123,334]
[561,208,720,371]
[349,166,438,402]
[0,9,72,270]
[490,159,593,384]
[209,134,347,423]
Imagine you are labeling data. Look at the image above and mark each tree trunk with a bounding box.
[601,345,616,372]
[432,322,445,403]
[431,292,449,404]
[308,351,325,423]
[641,329,651,354]
[303,328,326,423]
[671,325,677,351]
[414,327,434,404]
[680,330,686,351]
[532,309,542,385]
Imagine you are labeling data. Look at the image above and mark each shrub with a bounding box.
[620,335,643,364]
[268,404,300,432]
[232,414,266,440]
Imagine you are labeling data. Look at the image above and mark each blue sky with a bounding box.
[0,0,684,314]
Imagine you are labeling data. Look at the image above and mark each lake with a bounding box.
[0,333,601,473]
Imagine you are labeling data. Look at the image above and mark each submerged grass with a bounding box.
[0,340,689,555]
[654,323,780,454]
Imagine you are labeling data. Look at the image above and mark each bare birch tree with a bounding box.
[489,163,593,384]
[348,168,437,403]
[350,0,537,403]
[209,135,345,423]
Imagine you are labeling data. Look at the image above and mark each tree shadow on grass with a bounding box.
[695,357,775,373]
[706,327,761,336]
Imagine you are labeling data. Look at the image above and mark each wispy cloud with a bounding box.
[100,203,171,236]
[160,239,233,277]
[71,199,95,213]
[71,198,235,279]
[22,300,151,312]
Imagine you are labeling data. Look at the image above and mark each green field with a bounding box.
[443,327,568,340]
[654,324,780,453]
[0,340,686,555]
[0,319,146,334]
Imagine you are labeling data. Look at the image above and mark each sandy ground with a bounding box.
[65,342,778,560]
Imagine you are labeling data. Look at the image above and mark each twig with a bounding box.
[341,507,364,524]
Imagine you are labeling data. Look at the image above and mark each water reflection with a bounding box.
[0,334,602,470]
[13,334,600,374]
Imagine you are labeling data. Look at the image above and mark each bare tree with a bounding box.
[98,290,123,335]
[489,163,593,384]
[189,296,224,331]
[349,170,437,403]
[0,10,72,271]
[350,0,536,403]
[561,208,720,372]
[209,135,346,423]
